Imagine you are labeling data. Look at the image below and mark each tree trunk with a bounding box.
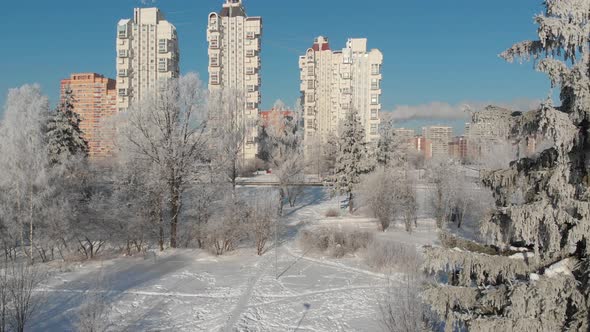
[348,192,354,213]
[278,188,285,217]
[169,180,181,249]
[29,188,33,264]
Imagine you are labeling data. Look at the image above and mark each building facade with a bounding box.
[449,136,468,161]
[116,7,179,112]
[60,73,117,159]
[207,0,262,162]
[422,126,453,159]
[299,36,383,155]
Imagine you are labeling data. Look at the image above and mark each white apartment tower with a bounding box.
[207,0,262,161]
[299,36,383,154]
[422,126,453,159]
[116,8,179,111]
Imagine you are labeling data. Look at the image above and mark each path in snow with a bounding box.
[223,254,273,332]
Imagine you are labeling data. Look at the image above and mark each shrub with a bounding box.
[298,228,373,258]
[324,208,340,217]
[365,237,422,273]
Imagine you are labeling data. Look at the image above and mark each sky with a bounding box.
[0,0,549,133]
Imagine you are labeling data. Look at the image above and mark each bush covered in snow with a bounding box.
[324,208,340,218]
[298,228,372,258]
[365,237,421,273]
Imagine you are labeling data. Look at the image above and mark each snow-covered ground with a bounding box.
[30,186,439,331]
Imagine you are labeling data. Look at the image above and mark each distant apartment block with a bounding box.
[449,136,468,161]
[60,73,117,159]
[207,0,262,162]
[299,36,383,155]
[116,7,179,112]
[412,136,432,159]
[259,108,294,129]
[422,126,453,159]
[393,128,416,145]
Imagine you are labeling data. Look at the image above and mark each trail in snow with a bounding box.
[223,254,273,332]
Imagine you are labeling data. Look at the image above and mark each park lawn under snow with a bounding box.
[30,186,439,332]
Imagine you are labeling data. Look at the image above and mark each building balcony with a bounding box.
[118,69,129,77]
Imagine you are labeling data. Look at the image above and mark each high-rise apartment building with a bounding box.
[299,36,383,154]
[422,126,453,159]
[60,73,117,159]
[116,8,179,112]
[207,0,262,162]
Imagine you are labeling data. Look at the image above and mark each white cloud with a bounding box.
[388,98,542,122]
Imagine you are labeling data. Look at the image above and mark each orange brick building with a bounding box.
[449,136,468,161]
[413,136,432,159]
[60,73,117,159]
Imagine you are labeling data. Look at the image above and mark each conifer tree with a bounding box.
[332,110,374,212]
[46,87,88,164]
[423,1,590,331]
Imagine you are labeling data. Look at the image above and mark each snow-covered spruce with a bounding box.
[331,109,374,213]
[46,86,88,165]
[423,1,590,330]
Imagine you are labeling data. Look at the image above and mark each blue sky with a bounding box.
[0,0,548,132]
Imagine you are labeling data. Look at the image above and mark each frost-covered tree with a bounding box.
[332,110,374,212]
[360,168,417,232]
[46,87,88,165]
[118,73,208,248]
[0,85,53,262]
[423,2,590,330]
[376,120,407,168]
[262,100,305,214]
[208,88,250,194]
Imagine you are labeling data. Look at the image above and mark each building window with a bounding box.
[118,89,127,96]
[307,107,314,116]
[210,37,219,49]
[246,67,255,75]
[246,31,255,39]
[210,56,219,67]
[118,49,128,58]
[246,49,256,57]
[158,39,168,54]
[371,109,378,120]
[307,94,315,102]
[342,72,351,79]
[307,80,314,89]
[371,64,381,75]
[211,74,219,85]
[371,78,380,90]
[117,25,128,39]
[370,124,378,135]
[158,58,168,72]
[247,85,256,92]
[247,102,257,110]
[118,69,128,77]
[371,94,379,105]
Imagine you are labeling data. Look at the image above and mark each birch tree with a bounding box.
[208,88,249,194]
[424,2,590,330]
[0,85,51,262]
[119,73,208,248]
[262,100,304,215]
